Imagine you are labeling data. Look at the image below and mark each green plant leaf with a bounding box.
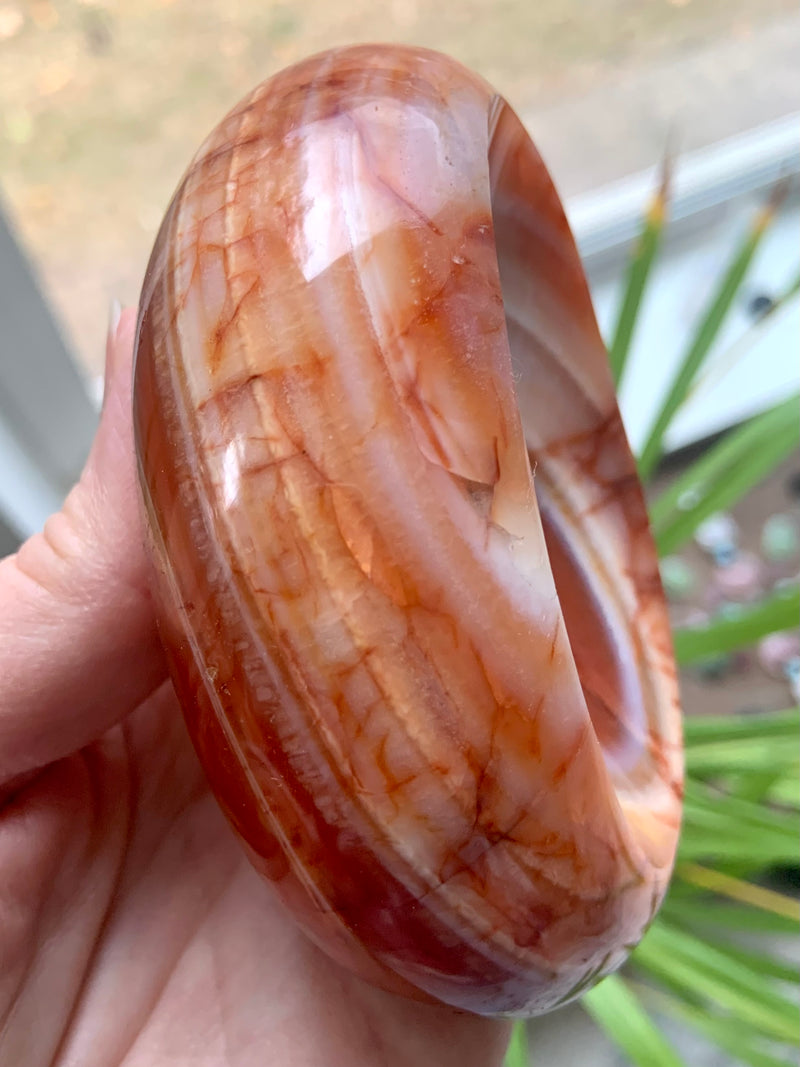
[503,1020,529,1067]
[679,781,799,868]
[649,394,800,555]
[606,154,671,388]
[685,735,799,780]
[681,709,800,806]
[582,974,686,1067]
[632,924,799,1044]
[637,193,782,481]
[682,708,798,746]
[683,776,799,843]
[765,774,800,807]
[660,896,800,937]
[635,985,795,1067]
[734,768,797,806]
[686,741,799,780]
[687,269,800,402]
[695,933,800,986]
[674,863,800,923]
[673,585,799,664]
[689,737,799,762]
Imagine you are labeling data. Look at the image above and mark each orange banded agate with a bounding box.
[133,44,683,1016]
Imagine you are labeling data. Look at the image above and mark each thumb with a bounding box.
[0,306,167,784]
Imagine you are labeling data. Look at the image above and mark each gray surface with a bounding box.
[0,199,96,490]
[0,197,97,537]
[525,11,800,199]
[0,513,20,556]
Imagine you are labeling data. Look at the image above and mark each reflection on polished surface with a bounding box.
[133,45,682,1016]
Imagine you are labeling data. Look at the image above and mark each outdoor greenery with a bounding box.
[505,173,800,1067]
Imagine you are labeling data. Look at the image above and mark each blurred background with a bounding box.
[0,6,798,1065]
[1,0,798,379]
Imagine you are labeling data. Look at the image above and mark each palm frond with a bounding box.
[649,394,800,557]
[637,186,785,482]
[673,585,799,664]
[504,1021,530,1067]
[582,974,686,1067]
[606,151,671,388]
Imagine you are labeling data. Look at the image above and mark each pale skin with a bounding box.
[0,308,510,1067]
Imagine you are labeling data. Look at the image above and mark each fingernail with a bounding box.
[102,299,123,409]
[108,298,122,349]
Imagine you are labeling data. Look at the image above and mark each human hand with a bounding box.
[0,308,510,1067]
